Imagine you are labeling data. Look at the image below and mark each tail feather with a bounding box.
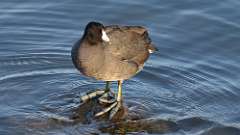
[148,44,158,53]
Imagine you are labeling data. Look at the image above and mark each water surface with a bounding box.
[1,0,240,134]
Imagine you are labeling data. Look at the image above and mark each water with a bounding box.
[1,0,240,134]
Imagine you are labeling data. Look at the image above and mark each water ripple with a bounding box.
[1,0,240,134]
[0,68,75,82]
[180,11,240,29]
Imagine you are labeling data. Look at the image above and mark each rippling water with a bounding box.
[1,0,240,134]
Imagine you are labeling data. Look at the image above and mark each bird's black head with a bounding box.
[83,21,110,45]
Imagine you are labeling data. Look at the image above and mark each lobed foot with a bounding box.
[95,101,122,120]
[79,80,123,120]
[98,90,116,104]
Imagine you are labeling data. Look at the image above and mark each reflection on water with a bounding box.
[1,0,240,134]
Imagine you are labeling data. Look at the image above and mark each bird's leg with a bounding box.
[95,80,123,119]
[98,81,116,104]
[80,81,114,103]
[105,81,110,91]
[109,80,123,119]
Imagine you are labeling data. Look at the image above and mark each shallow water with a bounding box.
[1,0,240,134]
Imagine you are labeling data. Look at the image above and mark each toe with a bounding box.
[95,102,118,117]
[109,102,122,120]
[80,89,105,103]
[99,97,116,104]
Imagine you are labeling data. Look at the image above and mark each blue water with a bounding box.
[1,0,240,134]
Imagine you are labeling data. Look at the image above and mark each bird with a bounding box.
[71,21,157,119]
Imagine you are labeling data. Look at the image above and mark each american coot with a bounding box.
[71,21,157,119]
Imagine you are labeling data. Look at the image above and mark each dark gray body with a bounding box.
[71,25,156,81]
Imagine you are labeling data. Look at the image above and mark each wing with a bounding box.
[105,25,152,66]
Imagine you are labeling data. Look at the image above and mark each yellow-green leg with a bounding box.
[105,81,110,91]
[110,80,123,119]
[117,80,123,102]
